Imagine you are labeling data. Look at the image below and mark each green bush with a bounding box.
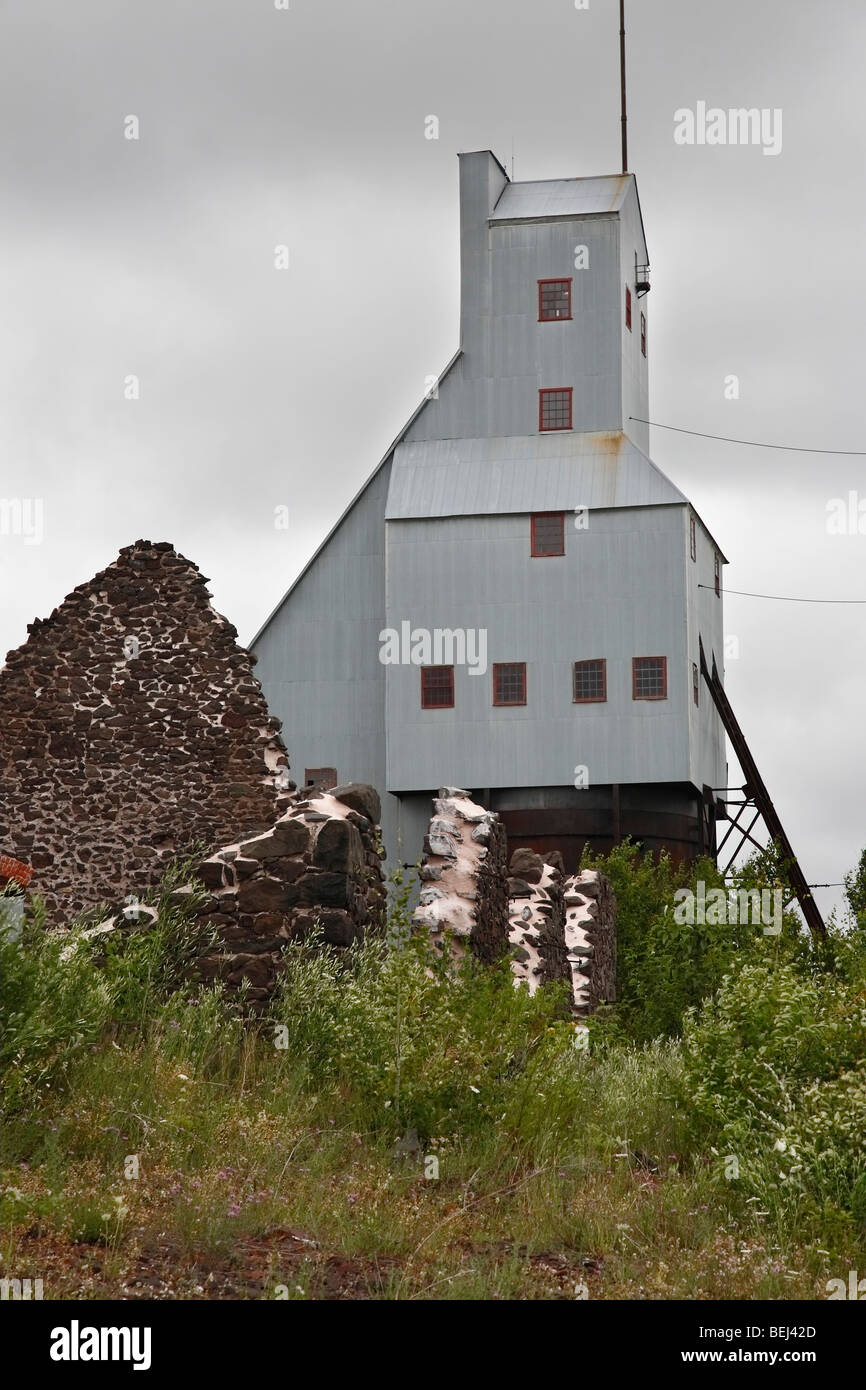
[681,960,866,1214]
[580,841,808,1041]
[0,863,213,1114]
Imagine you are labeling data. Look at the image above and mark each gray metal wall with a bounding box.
[384,504,693,793]
[253,460,394,847]
[618,180,651,456]
[686,510,727,793]
[405,153,645,446]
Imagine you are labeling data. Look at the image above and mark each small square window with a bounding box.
[493,662,526,707]
[690,515,697,562]
[538,278,572,322]
[626,286,632,331]
[640,311,647,357]
[305,767,337,790]
[633,656,667,700]
[531,512,565,557]
[539,388,573,432]
[573,659,607,704]
[714,553,721,597]
[693,662,700,706]
[421,665,454,709]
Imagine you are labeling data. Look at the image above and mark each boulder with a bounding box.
[329,783,381,825]
[312,817,364,875]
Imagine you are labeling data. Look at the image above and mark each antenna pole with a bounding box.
[620,0,628,173]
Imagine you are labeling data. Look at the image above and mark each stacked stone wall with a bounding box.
[0,541,286,920]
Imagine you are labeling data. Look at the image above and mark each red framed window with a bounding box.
[714,553,721,596]
[493,662,526,707]
[538,278,572,322]
[640,311,647,356]
[573,659,607,704]
[304,766,337,790]
[692,662,700,706]
[625,286,632,331]
[689,515,697,562]
[421,665,454,709]
[539,388,573,432]
[530,512,565,557]
[633,656,667,701]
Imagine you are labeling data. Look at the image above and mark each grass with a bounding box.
[1,860,865,1301]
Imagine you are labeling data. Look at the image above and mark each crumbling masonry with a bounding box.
[0,541,286,921]
[414,790,616,1015]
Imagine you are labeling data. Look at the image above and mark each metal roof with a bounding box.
[385,431,690,520]
[490,174,632,223]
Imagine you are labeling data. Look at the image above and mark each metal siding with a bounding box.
[253,461,391,810]
[619,182,651,456]
[384,508,690,792]
[685,510,727,793]
[408,201,623,443]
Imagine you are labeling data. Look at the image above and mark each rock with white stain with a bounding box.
[413,792,509,965]
[506,852,570,996]
[561,869,616,1016]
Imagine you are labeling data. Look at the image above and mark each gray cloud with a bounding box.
[2,0,864,920]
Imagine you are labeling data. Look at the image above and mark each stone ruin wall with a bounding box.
[414,792,616,1016]
[187,782,385,1003]
[412,788,510,966]
[0,541,287,922]
[507,848,572,995]
[64,773,614,1016]
[564,870,617,1016]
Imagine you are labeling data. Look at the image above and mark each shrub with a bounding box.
[0,860,214,1114]
[681,960,866,1214]
[580,841,807,1041]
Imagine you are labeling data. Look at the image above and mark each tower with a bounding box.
[253,153,727,871]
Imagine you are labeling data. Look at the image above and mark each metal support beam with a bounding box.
[699,639,826,941]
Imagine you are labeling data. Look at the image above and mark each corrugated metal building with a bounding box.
[253,152,727,870]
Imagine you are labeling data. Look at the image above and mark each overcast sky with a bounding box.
[2,0,864,921]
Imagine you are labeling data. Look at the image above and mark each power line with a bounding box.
[699,584,866,605]
[629,416,866,456]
